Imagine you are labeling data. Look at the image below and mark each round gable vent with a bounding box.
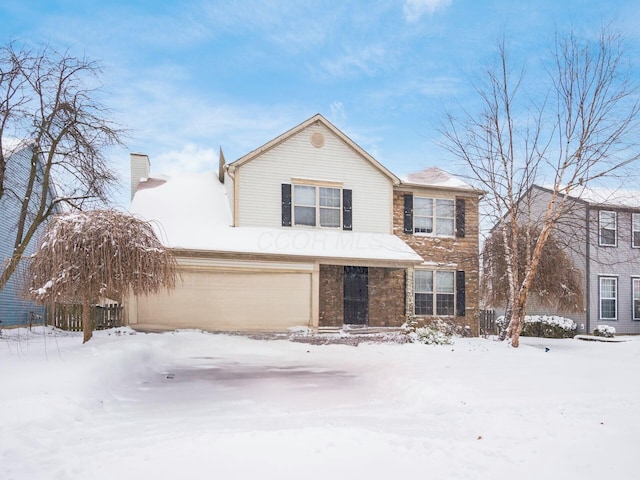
[310,132,325,148]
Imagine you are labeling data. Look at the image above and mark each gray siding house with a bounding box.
[0,142,49,327]
[517,185,640,335]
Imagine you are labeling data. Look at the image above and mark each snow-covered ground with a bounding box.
[1,327,639,480]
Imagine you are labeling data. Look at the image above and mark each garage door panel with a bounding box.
[136,270,311,331]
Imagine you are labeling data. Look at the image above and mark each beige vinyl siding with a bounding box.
[134,268,312,331]
[237,123,392,233]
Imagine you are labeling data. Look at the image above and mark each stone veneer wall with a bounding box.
[392,190,481,335]
[319,264,406,328]
[368,267,406,327]
[319,264,343,327]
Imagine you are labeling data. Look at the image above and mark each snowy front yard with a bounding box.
[1,328,638,480]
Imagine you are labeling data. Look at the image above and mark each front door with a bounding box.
[343,266,368,325]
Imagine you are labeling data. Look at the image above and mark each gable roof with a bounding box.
[229,113,401,184]
[532,184,640,210]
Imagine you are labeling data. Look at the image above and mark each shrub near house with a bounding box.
[497,315,577,339]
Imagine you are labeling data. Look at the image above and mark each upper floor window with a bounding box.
[599,276,617,320]
[293,185,341,228]
[599,210,617,246]
[633,213,640,248]
[413,197,454,236]
[282,183,352,230]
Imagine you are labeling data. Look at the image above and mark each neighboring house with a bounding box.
[0,141,48,326]
[127,114,482,333]
[496,185,640,335]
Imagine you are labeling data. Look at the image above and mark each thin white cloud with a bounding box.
[403,0,452,22]
[318,45,391,80]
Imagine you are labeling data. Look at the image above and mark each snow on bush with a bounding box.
[496,315,577,338]
[405,319,454,345]
[594,325,616,338]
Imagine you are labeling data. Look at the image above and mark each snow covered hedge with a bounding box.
[404,319,455,345]
[496,315,577,339]
[593,325,616,338]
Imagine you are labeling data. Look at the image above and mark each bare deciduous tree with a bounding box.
[442,26,640,346]
[27,210,178,343]
[0,42,123,292]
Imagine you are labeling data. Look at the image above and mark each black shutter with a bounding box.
[281,183,292,227]
[343,189,352,231]
[403,194,413,234]
[456,270,466,317]
[455,198,466,238]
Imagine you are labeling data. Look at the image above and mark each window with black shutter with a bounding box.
[456,270,466,317]
[403,194,413,234]
[281,183,292,227]
[455,198,466,238]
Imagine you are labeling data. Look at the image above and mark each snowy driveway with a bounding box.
[1,328,639,480]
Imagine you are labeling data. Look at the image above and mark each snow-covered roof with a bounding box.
[130,171,423,264]
[1,137,30,158]
[402,167,476,191]
[570,186,640,209]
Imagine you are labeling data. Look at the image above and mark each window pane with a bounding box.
[294,206,316,226]
[634,231,640,248]
[600,211,615,229]
[436,199,454,218]
[319,208,340,228]
[414,216,433,233]
[414,271,433,293]
[294,185,315,206]
[414,197,433,216]
[319,187,340,208]
[435,294,455,316]
[435,218,454,236]
[634,279,640,320]
[601,299,616,319]
[635,300,640,320]
[415,293,433,315]
[601,278,616,298]
[436,271,455,293]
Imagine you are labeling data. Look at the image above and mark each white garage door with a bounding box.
[135,269,312,331]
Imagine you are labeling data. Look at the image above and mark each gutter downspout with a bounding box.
[585,204,591,334]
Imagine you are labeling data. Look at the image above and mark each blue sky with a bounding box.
[3,0,640,208]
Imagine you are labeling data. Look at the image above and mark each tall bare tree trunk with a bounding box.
[82,299,92,343]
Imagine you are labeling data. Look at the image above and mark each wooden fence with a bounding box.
[50,303,123,331]
[479,309,496,336]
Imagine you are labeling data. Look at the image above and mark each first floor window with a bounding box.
[293,184,341,228]
[633,278,640,320]
[599,276,617,320]
[414,270,455,316]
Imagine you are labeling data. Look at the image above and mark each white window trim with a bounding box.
[292,183,342,229]
[414,269,455,317]
[599,276,618,321]
[413,196,455,237]
[632,213,640,248]
[633,277,640,321]
[598,210,617,247]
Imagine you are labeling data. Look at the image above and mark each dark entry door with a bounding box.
[343,266,368,325]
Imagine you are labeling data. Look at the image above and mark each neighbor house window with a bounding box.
[599,210,617,246]
[633,213,640,248]
[633,278,640,320]
[599,276,618,320]
[293,185,341,228]
[414,270,455,316]
[413,197,454,236]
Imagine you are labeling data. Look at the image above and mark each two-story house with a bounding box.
[127,114,481,334]
[499,185,640,335]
